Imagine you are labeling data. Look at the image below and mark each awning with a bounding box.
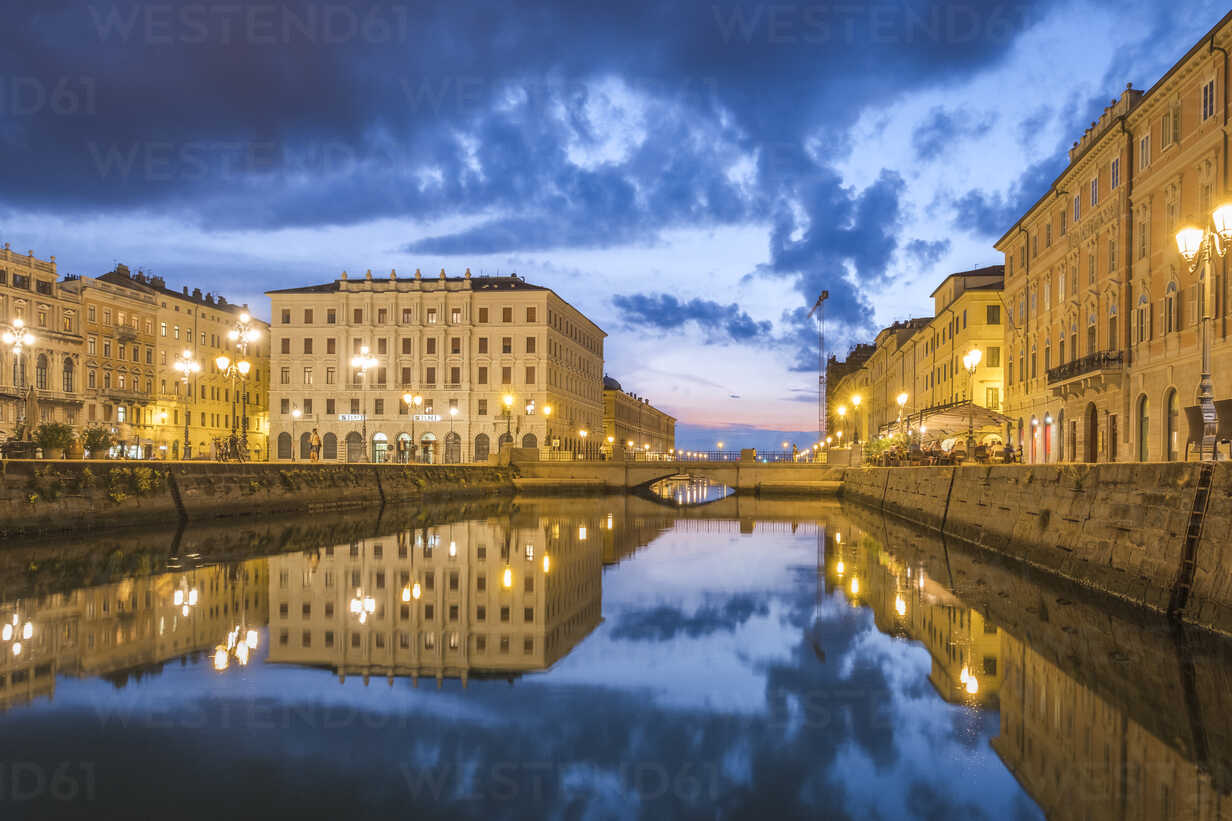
[879,400,1011,441]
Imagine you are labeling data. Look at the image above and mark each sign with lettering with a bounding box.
[337,414,365,422]
[413,414,441,422]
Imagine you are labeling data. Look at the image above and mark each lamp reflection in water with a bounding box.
[350,588,376,624]
[1,612,33,656]
[173,578,199,617]
[214,626,260,671]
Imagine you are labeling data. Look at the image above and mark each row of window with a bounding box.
[280,305,534,326]
[278,334,538,356]
[280,600,537,624]
[277,628,535,654]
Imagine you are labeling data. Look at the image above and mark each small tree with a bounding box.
[82,425,113,455]
[34,422,75,454]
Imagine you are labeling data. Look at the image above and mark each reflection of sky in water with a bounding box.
[0,515,1039,820]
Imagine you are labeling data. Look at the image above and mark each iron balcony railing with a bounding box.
[1046,350,1125,385]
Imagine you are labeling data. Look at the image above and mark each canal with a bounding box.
[0,494,1227,818]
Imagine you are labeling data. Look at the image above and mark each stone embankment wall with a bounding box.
[842,463,1232,635]
[0,460,515,537]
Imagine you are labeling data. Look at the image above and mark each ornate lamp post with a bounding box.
[501,393,515,446]
[173,349,200,459]
[214,353,251,459]
[224,313,260,454]
[578,428,588,458]
[290,407,302,461]
[837,405,847,445]
[1176,203,1232,460]
[543,404,553,449]
[402,392,422,462]
[896,392,909,437]
[2,318,35,434]
[851,394,862,444]
[351,346,378,462]
[963,348,982,456]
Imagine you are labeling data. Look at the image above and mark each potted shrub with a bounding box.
[82,425,113,459]
[34,422,75,459]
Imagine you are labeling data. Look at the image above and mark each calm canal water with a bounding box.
[0,494,1227,819]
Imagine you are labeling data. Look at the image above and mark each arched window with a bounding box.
[35,354,48,390]
[299,432,312,459]
[62,357,74,393]
[444,432,462,463]
[521,433,538,449]
[498,432,513,451]
[276,432,292,460]
[1087,311,1097,355]
[1137,395,1150,462]
[1135,294,1150,343]
[345,431,364,462]
[1165,388,1179,461]
[474,433,490,462]
[323,432,338,460]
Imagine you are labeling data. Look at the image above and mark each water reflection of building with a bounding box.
[0,559,269,709]
[824,525,1003,707]
[992,632,1229,820]
[266,515,602,684]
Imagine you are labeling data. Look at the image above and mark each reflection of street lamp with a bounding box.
[350,346,378,462]
[0,612,33,657]
[173,577,199,618]
[962,348,982,455]
[349,587,376,625]
[1176,203,1232,460]
[214,625,259,671]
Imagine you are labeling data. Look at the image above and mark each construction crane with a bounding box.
[807,291,829,445]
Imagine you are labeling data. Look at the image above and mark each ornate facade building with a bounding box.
[61,265,270,459]
[996,12,1232,462]
[827,267,1006,447]
[0,243,84,440]
[601,375,676,454]
[267,269,605,462]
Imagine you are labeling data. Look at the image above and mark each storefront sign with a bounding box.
[413,414,441,422]
[338,413,365,422]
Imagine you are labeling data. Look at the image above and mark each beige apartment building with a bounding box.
[602,375,676,454]
[997,11,1232,462]
[60,266,271,459]
[0,243,84,440]
[267,269,605,463]
[94,265,271,460]
[265,511,602,683]
[829,266,1006,448]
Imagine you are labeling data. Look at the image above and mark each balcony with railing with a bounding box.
[116,325,138,342]
[1046,350,1125,393]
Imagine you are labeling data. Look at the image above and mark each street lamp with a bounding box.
[350,346,378,462]
[402,393,422,463]
[543,404,553,448]
[502,393,515,444]
[290,407,302,461]
[1176,203,1232,460]
[214,354,252,460]
[962,348,982,456]
[837,405,847,444]
[173,349,201,459]
[2,318,35,433]
[224,313,260,455]
[578,428,588,459]
[896,392,909,436]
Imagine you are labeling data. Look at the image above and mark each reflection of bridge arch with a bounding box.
[626,463,742,492]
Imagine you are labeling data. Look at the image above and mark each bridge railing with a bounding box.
[626,450,740,462]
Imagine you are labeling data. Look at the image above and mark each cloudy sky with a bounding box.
[1,0,1226,447]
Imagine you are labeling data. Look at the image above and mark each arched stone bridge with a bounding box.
[508,453,845,496]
